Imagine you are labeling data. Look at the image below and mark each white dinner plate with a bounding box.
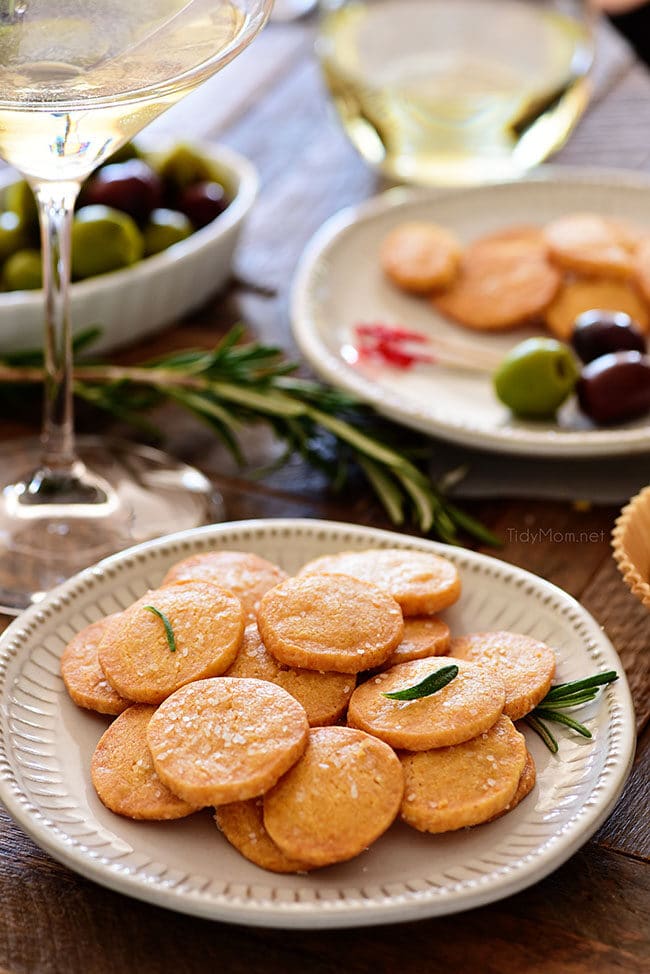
[0,519,635,928]
[291,168,650,458]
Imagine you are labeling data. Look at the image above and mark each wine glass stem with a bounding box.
[32,181,81,474]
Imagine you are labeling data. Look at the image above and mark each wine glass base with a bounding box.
[0,436,224,614]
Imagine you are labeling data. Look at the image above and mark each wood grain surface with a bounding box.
[0,13,649,974]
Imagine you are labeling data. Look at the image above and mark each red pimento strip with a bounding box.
[376,343,418,368]
[355,322,429,344]
[353,322,436,370]
[376,341,436,368]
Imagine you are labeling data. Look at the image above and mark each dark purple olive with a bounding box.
[177,181,228,229]
[571,310,647,364]
[80,160,162,223]
[577,351,650,424]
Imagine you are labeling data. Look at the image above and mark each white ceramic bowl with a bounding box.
[0,143,258,356]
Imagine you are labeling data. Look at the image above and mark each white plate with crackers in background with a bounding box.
[0,519,635,928]
[291,168,650,458]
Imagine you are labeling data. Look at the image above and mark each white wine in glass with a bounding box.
[318,0,594,185]
[0,0,273,612]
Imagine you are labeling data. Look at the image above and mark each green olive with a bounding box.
[71,205,143,280]
[4,181,38,232]
[0,211,27,263]
[102,140,141,166]
[3,249,42,290]
[152,143,224,191]
[143,208,192,256]
[494,338,580,419]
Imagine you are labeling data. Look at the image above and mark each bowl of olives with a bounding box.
[0,140,258,355]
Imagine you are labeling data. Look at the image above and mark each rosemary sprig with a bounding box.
[525,670,619,753]
[143,605,177,653]
[383,664,459,700]
[0,326,500,547]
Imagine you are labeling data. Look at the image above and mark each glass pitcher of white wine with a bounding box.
[317,0,595,185]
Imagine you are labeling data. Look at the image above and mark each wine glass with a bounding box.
[271,0,317,19]
[317,0,594,185]
[0,0,273,613]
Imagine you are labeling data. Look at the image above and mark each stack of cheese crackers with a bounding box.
[61,548,556,873]
[381,213,650,338]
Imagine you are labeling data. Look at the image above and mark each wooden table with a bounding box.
[1,14,649,974]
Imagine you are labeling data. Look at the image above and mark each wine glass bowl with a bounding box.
[0,0,273,612]
[0,1,273,181]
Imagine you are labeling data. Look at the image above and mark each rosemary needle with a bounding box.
[383,664,459,701]
[533,709,592,738]
[543,671,619,702]
[143,605,177,653]
[525,714,559,754]
[539,690,598,710]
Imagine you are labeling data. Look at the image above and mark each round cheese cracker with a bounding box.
[98,581,244,705]
[433,232,561,331]
[162,550,287,623]
[347,657,505,750]
[263,726,404,868]
[487,750,536,822]
[400,715,527,833]
[299,548,461,616]
[147,678,309,806]
[226,624,355,726]
[382,616,451,668]
[608,217,647,250]
[469,225,548,254]
[61,614,130,715]
[380,221,462,294]
[545,278,649,341]
[91,705,199,820]
[215,799,312,874]
[543,213,637,280]
[633,236,650,305]
[450,630,556,720]
[257,573,403,674]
